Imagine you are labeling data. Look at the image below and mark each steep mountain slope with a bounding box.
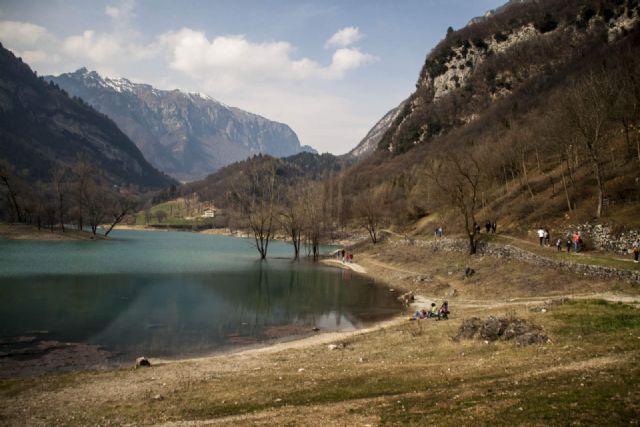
[379,0,639,155]
[46,69,314,182]
[347,99,406,160]
[338,0,640,230]
[0,43,174,189]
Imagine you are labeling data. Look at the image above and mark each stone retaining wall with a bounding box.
[392,238,640,284]
[571,224,640,255]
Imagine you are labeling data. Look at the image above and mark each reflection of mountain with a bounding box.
[0,275,147,342]
[0,265,401,359]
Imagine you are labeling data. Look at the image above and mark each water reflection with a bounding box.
[0,258,400,361]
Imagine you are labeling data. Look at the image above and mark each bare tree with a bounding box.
[103,191,136,236]
[357,190,384,244]
[50,164,68,232]
[155,209,168,223]
[302,181,325,259]
[428,153,483,255]
[0,160,24,222]
[85,179,107,236]
[279,186,306,260]
[563,69,619,218]
[231,161,278,259]
[72,157,93,231]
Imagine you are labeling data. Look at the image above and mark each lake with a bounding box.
[0,229,401,375]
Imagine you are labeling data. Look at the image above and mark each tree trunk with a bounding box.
[1,176,22,222]
[58,194,65,232]
[561,169,572,212]
[468,232,477,255]
[521,154,535,199]
[592,160,604,218]
[104,209,129,236]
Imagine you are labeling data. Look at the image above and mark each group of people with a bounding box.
[473,221,497,234]
[338,250,354,264]
[539,229,584,253]
[410,301,449,321]
[536,227,551,246]
[433,226,444,238]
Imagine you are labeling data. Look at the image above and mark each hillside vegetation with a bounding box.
[168,0,640,257]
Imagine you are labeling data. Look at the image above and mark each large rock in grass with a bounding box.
[454,316,548,345]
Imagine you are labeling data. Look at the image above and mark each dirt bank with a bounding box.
[0,223,108,241]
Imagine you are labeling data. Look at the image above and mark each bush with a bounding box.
[535,14,558,33]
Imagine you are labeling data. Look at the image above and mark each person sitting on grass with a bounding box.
[438,301,450,320]
[410,309,428,320]
[427,302,438,318]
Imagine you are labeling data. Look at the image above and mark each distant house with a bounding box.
[202,207,216,218]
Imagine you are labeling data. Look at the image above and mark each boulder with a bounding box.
[454,316,547,346]
[135,357,151,368]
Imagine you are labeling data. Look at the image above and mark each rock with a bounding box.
[455,316,547,346]
[135,357,151,368]
[397,291,415,306]
[311,327,320,332]
[298,368,305,372]
[328,344,339,351]
[464,267,475,278]
[151,394,163,401]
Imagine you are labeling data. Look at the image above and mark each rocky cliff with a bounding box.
[379,0,640,154]
[348,100,406,160]
[46,69,313,182]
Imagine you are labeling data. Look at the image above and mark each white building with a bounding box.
[202,207,216,218]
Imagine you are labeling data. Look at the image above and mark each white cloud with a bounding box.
[325,26,363,48]
[61,29,157,70]
[325,48,378,79]
[0,20,51,48]
[105,0,136,21]
[159,29,376,93]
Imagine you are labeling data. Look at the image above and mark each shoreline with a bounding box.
[0,223,108,241]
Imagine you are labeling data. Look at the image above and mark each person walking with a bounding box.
[438,226,443,238]
[556,238,562,251]
[491,221,497,234]
[572,232,581,252]
[632,242,639,263]
[537,228,545,246]
[544,228,550,246]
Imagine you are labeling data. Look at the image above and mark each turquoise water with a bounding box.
[0,229,400,363]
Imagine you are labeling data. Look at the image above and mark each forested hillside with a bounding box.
[159,0,640,254]
[344,0,640,236]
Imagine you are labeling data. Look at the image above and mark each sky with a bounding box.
[0,0,506,154]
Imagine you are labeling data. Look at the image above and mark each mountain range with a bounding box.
[0,43,173,190]
[46,69,314,182]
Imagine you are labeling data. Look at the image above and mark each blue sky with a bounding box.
[0,0,506,154]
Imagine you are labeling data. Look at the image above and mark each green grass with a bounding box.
[552,299,640,337]
[493,235,640,271]
[133,200,216,227]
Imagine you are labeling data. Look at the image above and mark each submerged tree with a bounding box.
[231,160,278,259]
[279,185,306,260]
